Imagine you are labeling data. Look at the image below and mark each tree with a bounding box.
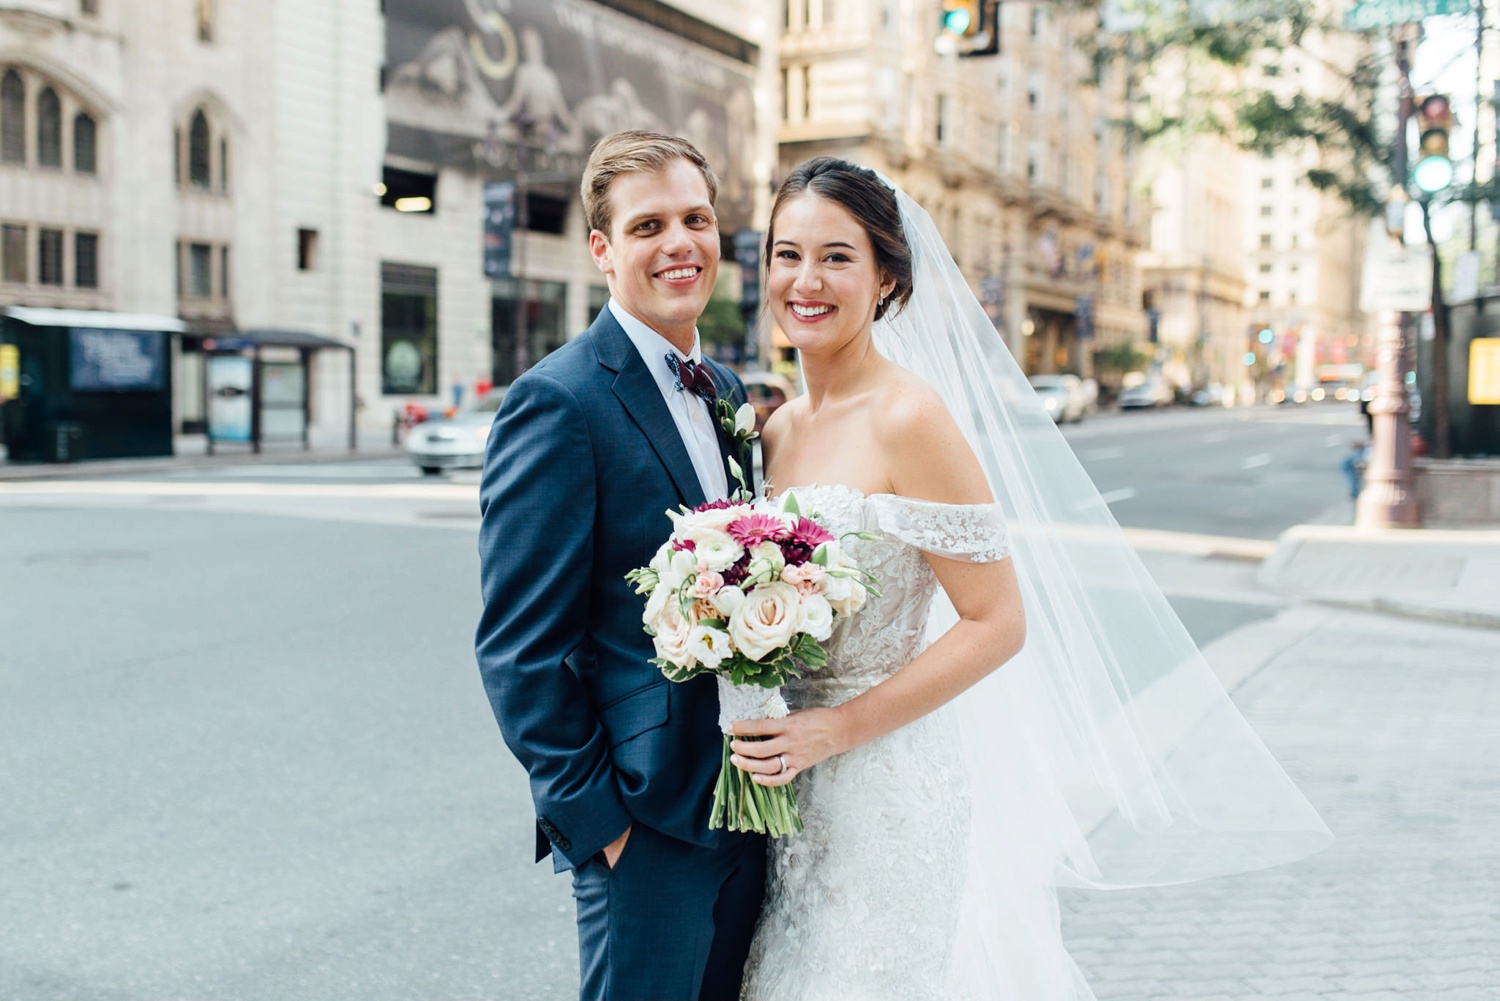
[1078,0,1390,216]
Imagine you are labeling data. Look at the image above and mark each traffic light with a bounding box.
[940,0,980,36]
[1413,94,1455,195]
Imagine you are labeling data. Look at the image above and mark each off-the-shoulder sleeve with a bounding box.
[868,494,1011,563]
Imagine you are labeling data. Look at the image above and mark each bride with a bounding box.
[727,157,1331,1000]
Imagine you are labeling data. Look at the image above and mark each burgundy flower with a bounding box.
[727,513,787,548]
[694,498,738,513]
[672,538,697,553]
[780,541,812,566]
[721,552,751,586]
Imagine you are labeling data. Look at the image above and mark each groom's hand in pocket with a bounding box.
[602,823,632,869]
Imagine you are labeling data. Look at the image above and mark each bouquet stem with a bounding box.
[711,680,804,837]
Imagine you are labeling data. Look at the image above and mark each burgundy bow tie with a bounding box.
[666,354,717,404]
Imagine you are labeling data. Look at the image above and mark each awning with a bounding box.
[4,306,188,333]
[185,328,352,351]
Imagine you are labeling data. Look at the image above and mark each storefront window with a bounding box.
[491,277,567,387]
[381,262,438,395]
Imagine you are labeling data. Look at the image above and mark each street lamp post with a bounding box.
[1356,309,1421,528]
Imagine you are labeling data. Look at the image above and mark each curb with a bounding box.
[1310,596,1500,632]
[0,446,404,482]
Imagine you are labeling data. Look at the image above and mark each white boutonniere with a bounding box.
[714,400,759,501]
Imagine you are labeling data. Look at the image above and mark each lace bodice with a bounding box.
[743,484,1015,1001]
[779,485,1011,710]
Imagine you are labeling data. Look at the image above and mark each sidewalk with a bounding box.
[0,431,403,481]
[1062,520,1500,1000]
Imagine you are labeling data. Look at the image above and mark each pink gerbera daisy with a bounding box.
[787,517,834,549]
[727,513,787,548]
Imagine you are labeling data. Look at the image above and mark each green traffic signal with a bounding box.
[1413,154,1454,194]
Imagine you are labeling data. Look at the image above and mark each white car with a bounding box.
[1028,373,1090,423]
[1117,375,1174,410]
[404,388,507,474]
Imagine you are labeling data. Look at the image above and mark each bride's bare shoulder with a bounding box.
[871,369,991,503]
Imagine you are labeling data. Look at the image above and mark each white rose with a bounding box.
[651,600,696,670]
[669,504,754,538]
[648,541,674,573]
[796,592,834,642]
[823,574,868,617]
[688,624,732,669]
[711,584,746,619]
[728,581,801,662]
[642,582,673,626]
[693,531,745,573]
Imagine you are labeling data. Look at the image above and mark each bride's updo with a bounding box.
[767,157,914,322]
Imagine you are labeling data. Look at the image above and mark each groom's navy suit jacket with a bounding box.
[476,306,750,871]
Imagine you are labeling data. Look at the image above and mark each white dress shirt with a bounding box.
[609,299,729,501]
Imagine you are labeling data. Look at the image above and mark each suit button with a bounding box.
[556,837,573,851]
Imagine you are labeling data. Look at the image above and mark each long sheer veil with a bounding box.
[870,183,1332,996]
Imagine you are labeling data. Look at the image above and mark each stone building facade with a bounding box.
[0,0,778,441]
[776,0,1147,379]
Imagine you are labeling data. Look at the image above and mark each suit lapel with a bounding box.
[591,310,706,510]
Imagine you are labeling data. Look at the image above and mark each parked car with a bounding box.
[1190,383,1227,407]
[1027,373,1090,423]
[404,387,508,474]
[1117,374,1174,409]
[740,371,799,433]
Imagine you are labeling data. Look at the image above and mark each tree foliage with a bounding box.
[1074,0,1391,215]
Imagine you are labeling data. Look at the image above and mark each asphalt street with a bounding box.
[0,401,1374,1000]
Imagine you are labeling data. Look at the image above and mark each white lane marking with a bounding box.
[1241,453,1272,469]
[1079,447,1125,461]
[1099,487,1138,505]
[1203,431,1230,443]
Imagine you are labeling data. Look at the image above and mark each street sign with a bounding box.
[1344,0,1474,31]
[1360,244,1433,313]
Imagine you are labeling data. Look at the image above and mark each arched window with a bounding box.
[36,87,61,168]
[218,137,228,191]
[74,113,96,174]
[1,70,24,164]
[188,108,210,187]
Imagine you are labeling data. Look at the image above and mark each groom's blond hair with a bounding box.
[581,131,719,239]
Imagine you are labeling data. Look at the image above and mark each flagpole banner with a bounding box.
[385,0,758,230]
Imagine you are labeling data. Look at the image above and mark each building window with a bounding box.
[381,263,439,395]
[188,110,211,187]
[1288,292,1298,304]
[81,0,99,14]
[297,228,318,271]
[490,277,567,387]
[2,224,25,282]
[1259,205,1272,217]
[936,94,948,144]
[1,71,25,163]
[589,284,611,317]
[197,0,214,42]
[801,65,811,120]
[220,244,230,298]
[75,231,98,288]
[74,113,96,174]
[1259,263,1272,274]
[780,67,790,122]
[1258,290,1271,302]
[36,87,61,168]
[380,165,437,213]
[188,241,212,296]
[219,137,229,191]
[1259,234,1272,249]
[38,227,63,285]
[1261,177,1273,189]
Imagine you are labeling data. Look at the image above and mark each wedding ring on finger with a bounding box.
[776,754,789,775]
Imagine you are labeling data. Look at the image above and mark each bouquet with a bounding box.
[626,486,880,837]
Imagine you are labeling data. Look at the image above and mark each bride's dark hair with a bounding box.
[767,157,914,321]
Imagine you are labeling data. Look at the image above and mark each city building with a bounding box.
[0,0,779,445]
[776,0,1148,379]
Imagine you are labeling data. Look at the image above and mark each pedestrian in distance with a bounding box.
[475,131,762,1001]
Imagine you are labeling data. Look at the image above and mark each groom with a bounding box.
[475,131,764,1001]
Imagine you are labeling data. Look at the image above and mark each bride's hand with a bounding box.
[728,707,850,787]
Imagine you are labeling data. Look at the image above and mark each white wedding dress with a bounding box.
[741,484,1046,1001]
